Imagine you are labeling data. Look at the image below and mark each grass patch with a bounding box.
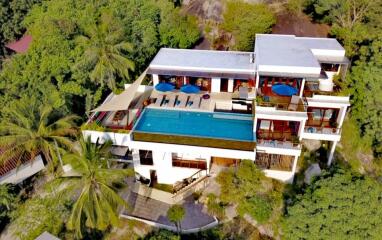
[337,118,376,173]
[152,183,173,193]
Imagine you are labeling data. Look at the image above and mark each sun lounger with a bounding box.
[167,95,177,107]
[175,95,188,108]
[154,95,164,107]
[288,95,300,111]
[191,96,201,109]
[186,95,195,108]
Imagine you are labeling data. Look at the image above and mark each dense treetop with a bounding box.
[0,0,200,118]
[282,167,382,239]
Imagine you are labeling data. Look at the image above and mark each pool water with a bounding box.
[133,108,254,142]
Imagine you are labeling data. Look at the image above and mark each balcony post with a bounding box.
[327,141,337,166]
[298,119,306,141]
[337,106,348,129]
[292,155,299,174]
[299,78,305,97]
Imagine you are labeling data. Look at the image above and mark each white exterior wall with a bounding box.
[152,74,159,86]
[134,150,210,184]
[211,78,221,93]
[228,78,234,92]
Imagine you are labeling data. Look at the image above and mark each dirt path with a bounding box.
[272,12,330,37]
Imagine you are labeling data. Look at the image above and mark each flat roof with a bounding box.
[149,48,255,73]
[255,34,321,69]
[296,37,344,51]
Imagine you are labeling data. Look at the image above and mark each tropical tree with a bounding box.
[0,184,18,230]
[76,11,135,92]
[61,137,133,238]
[0,99,78,170]
[167,204,185,234]
[282,167,382,239]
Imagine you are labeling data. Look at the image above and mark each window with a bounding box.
[321,63,339,72]
[307,107,339,127]
[139,150,153,165]
[172,158,207,170]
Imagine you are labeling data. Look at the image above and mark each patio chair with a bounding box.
[175,95,188,108]
[186,95,195,108]
[167,95,177,107]
[288,95,300,111]
[154,95,164,107]
[191,96,201,109]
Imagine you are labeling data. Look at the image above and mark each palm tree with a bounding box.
[77,12,135,91]
[61,137,133,238]
[167,204,185,234]
[0,101,78,170]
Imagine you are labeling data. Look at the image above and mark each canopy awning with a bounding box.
[91,69,147,112]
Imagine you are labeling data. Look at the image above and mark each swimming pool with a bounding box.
[133,108,254,142]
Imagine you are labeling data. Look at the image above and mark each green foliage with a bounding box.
[167,204,185,224]
[0,0,201,117]
[0,184,18,230]
[206,193,225,220]
[282,167,382,239]
[237,195,272,224]
[144,230,180,240]
[221,1,276,51]
[158,2,200,49]
[61,137,133,238]
[75,11,135,92]
[11,196,71,240]
[286,0,307,15]
[0,98,78,170]
[216,160,282,224]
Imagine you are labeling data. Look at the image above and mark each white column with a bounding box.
[327,141,337,166]
[292,155,299,174]
[337,106,348,129]
[298,119,306,140]
[152,74,159,86]
[299,78,305,97]
[228,78,234,92]
[211,78,221,93]
[255,73,260,89]
[206,156,211,174]
[253,116,258,134]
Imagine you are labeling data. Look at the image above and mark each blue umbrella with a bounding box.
[271,84,298,96]
[155,82,175,92]
[180,84,200,94]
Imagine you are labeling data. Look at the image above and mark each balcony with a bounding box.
[302,126,342,141]
[303,81,345,97]
[255,153,294,171]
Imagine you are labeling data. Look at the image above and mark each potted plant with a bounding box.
[330,121,338,133]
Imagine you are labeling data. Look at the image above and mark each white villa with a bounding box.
[82,34,350,189]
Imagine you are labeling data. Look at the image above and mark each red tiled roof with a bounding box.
[0,149,31,177]
[5,35,32,53]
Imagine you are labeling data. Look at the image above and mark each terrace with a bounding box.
[149,88,253,114]
[256,119,301,149]
[256,77,307,112]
